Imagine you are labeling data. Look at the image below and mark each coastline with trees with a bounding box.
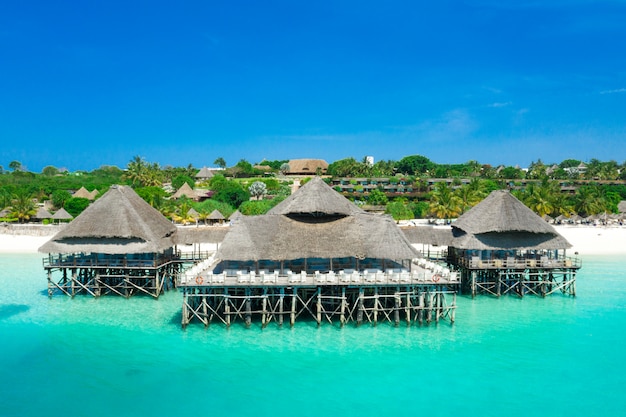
[1,154,626,226]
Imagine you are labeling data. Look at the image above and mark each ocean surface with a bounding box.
[1,253,625,417]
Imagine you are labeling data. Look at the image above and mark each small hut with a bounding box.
[286,159,329,175]
[447,190,580,297]
[172,182,198,200]
[207,209,225,225]
[73,186,97,200]
[39,185,179,298]
[34,207,53,222]
[195,167,215,181]
[51,208,73,223]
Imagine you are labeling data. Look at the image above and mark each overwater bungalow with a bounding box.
[446,190,581,297]
[39,185,181,298]
[180,177,458,328]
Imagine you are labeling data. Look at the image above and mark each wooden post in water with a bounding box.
[357,287,364,326]
[224,289,231,328]
[245,288,252,327]
[278,287,284,327]
[316,288,322,326]
[290,288,297,327]
[262,289,268,328]
[340,287,346,326]
[394,290,400,326]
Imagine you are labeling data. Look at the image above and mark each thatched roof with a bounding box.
[35,207,52,219]
[450,190,571,250]
[217,177,418,262]
[287,159,328,175]
[195,167,214,179]
[39,185,176,254]
[175,226,229,245]
[187,208,200,219]
[268,177,362,217]
[73,186,96,200]
[51,208,73,220]
[229,210,243,221]
[618,201,626,214]
[401,226,453,247]
[172,182,196,199]
[208,209,225,220]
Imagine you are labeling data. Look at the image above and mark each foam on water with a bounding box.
[1,253,625,417]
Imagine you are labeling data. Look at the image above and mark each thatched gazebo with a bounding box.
[34,207,52,222]
[172,182,197,200]
[447,190,579,297]
[207,209,225,225]
[73,186,97,200]
[51,208,73,223]
[39,185,179,298]
[215,176,418,274]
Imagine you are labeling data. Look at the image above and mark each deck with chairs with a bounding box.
[180,257,459,328]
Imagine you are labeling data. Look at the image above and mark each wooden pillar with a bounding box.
[373,287,378,325]
[71,269,77,298]
[394,289,400,326]
[418,292,424,325]
[262,289,268,328]
[316,288,322,326]
[357,287,364,326]
[471,271,477,298]
[245,288,252,327]
[340,287,346,326]
[451,293,456,323]
[290,288,297,327]
[278,287,284,327]
[405,291,411,325]
[201,294,209,327]
[224,290,231,328]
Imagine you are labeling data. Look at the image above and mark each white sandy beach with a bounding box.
[1,225,625,256]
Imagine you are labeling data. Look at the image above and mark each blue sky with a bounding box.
[1,1,625,172]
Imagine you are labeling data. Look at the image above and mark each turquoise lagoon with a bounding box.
[1,253,625,417]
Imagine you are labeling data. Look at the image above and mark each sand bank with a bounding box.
[1,225,625,256]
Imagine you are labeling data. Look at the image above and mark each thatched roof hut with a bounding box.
[73,186,97,200]
[450,190,571,250]
[35,207,52,220]
[39,185,176,254]
[195,166,215,180]
[402,226,453,247]
[286,159,329,175]
[216,177,418,262]
[171,182,196,200]
[51,208,73,221]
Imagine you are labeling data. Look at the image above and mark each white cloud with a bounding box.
[600,88,626,95]
[488,101,512,108]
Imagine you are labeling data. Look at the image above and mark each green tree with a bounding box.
[573,186,604,216]
[65,197,91,218]
[51,190,72,209]
[42,166,59,176]
[9,161,23,172]
[367,189,388,205]
[172,174,194,190]
[429,182,462,220]
[396,155,434,176]
[385,200,414,221]
[135,186,167,209]
[213,181,250,208]
[9,190,36,222]
[248,181,267,200]
[123,156,162,187]
[214,157,227,169]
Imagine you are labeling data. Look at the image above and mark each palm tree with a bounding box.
[573,186,604,216]
[10,190,37,223]
[455,183,482,214]
[429,182,462,220]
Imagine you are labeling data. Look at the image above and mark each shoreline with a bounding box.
[1,224,625,256]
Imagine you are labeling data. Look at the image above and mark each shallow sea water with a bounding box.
[1,253,625,417]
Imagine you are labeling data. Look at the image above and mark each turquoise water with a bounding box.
[1,254,625,417]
